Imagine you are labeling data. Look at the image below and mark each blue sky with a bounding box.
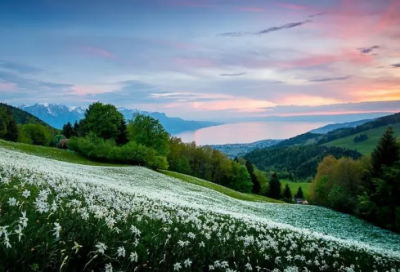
[0,0,399,121]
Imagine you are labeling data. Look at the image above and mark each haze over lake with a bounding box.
[177,121,329,145]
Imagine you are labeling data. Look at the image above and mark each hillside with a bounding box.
[309,119,372,134]
[1,146,400,271]
[208,139,281,158]
[0,103,55,129]
[323,123,400,155]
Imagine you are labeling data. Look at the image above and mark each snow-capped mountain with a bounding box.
[19,103,220,134]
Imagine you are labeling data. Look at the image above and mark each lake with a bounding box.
[176,121,330,145]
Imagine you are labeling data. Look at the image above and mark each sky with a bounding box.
[0,0,399,122]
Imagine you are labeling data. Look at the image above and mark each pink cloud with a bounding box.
[82,46,114,59]
[0,82,16,91]
[275,2,308,10]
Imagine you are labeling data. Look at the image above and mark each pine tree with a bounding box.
[295,187,304,199]
[73,121,80,137]
[283,184,292,202]
[268,172,281,199]
[4,108,18,142]
[116,119,129,146]
[371,127,400,175]
[246,161,260,194]
[62,122,74,138]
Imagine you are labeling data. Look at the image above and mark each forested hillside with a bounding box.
[244,145,362,180]
[0,103,55,129]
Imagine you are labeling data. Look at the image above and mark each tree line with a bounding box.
[310,127,400,232]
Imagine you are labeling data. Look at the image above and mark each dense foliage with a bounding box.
[0,103,54,129]
[245,145,362,180]
[317,112,400,145]
[0,106,18,142]
[353,133,368,143]
[273,132,321,148]
[310,127,400,232]
[18,124,52,146]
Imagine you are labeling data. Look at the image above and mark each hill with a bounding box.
[208,139,281,158]
[244,145,362,179]
[1,146,400,270]
[0,103,55,129]
[309,119,372,134]
[323,123,400,155]
[20,103,220,134]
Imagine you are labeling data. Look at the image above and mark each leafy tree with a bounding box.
[19,124,50,145]
[295,187,304,199]
[62,122,74,138]
[53,134,66,147]
[0,107,19,141]
[282,184,292,202]
[81,102,125,140]
[4,112,18,142]
[268,172,281,199]
[128,114,170,156]
[115,119,129,146]
[73,121,80,136]
[246,161,260,194]
[371,127,399,175]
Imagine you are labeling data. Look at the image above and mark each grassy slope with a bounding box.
[161,170,284,203]
[322,123,400,155]
[0,139,281,203]
[281,179,311,199]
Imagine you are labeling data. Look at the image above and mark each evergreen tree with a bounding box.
[295,187,304,199]
[371,127,400,175]
[62,122,74,138]
[268,172,281,199]
[246,161,260,194]
[116,119,129,146]
[73,121,80,137]
[283,184,292,202]
[4,107,18,141]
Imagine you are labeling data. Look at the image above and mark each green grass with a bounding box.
[161,170,285,204]
[322,123,400,155]
[281,179,311,199]
[0,139,121,166]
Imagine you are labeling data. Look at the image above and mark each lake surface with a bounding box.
[177,121,330,145]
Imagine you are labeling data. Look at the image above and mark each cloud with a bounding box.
[220,72,247,77]
[82,46,114,59]
[219,20,312,37]
[0,60,42,74]
[309,76,352,82]
[357,46,380,54]
[392,63,400,68]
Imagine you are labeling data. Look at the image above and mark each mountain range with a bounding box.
[18,103,220,134]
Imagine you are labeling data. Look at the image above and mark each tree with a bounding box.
[371,127,399,175]
[295,187,304,199]
[128,114,170,156]
[115,119,129,146]
[81,102,125,140]
[246,161,261,194]
[0,107,19,142]
[19,124,50,145]
[268,172,281,199]
[282,184,292,202]
[62,122,74,138]
[73,121,80,137]
[53,134,66,147]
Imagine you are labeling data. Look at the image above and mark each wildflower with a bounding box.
[95,242,107,254]
[117,246,125,258]
[130,251,138,262]
[22,189,31,198]
[199,241,205,248]
[184,258,192,268]
[72,241,82,254]
[19,211,28,228]
[0,225,9,238]
[8,197,18,207]
[130,225,141,237]
[173,262,182,271]
[15,225,23,242]
[245,263,252,271]
[105,263,113,272]
[53,222,62,239]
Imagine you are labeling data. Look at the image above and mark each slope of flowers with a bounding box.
[1,147,400,271]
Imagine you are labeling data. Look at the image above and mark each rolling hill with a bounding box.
[323,123,400,155]
[0,103,55,129]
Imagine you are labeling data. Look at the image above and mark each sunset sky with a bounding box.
[0,0,399,121]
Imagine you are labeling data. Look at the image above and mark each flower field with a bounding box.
[1,147,400,271]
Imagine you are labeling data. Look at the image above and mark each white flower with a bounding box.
[245,263,252,271]
[0,226,8,238]
[184,258,192,268]
[19,211,28,228]
[117,246,125,257]
[173,262,182,271]
[130,251,138,262]
[15,225,23,242]
[130,225,141,237]
[8,197,18,207]
[53,222,62,239]
[105,263,113,272]
[22,190,31,198]
[72,241,82,254]
[95,242,107,254]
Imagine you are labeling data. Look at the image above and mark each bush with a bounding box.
[53,134,66,147]
[18,124,51,146]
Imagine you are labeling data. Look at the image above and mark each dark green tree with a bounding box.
[115,119,129,146]
[268,172,281,199]
[295,187,304,199]
[82,102,124,140]
[62,122,74,138]
[246,161,261,194]
[128,114,170,156]
[283,184,293,202]
[371,127,399,175]
[73,121,80,136]
[3,107,18,141]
